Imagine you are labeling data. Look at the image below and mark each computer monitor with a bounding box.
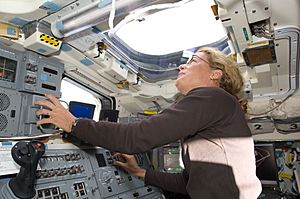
[156,142,183,173]
[69,101,96,119]
[163,146,183,173]
[99,109,119,122]
[254,143,278,187]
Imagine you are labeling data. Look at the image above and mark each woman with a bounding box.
[35,47,262,199]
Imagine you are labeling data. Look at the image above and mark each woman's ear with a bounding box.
[210,69,223,80]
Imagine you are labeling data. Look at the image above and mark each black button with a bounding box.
[52,188,58,195]
[10,110,16,118]
[133,192,139,198]
[44,189,50,196]
[74,184,78,190]
[61,193,68,199]
[38,190,43,197]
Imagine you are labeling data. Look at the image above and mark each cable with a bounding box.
[253,24,274,39]
[247,94,293,116]
[59,99,69,109]
[151,101,161,112]
[108,0,116,31]
[0,130,63,141]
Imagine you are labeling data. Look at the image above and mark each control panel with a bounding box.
[18,51,63,96]
[0,43,64,137]
[34,148,164,199]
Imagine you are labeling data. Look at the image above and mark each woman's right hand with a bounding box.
[113,153,146,179]
[34,93,76,133]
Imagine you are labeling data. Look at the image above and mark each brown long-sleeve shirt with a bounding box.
[72,87,262,199]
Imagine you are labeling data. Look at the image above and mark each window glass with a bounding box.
[116,0,225,55]
[60,79,101,121]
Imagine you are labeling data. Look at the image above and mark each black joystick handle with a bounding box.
[9,141,45,199]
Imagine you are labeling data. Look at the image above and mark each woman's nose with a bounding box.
[178,64,186,70]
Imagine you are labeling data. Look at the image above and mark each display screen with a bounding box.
[69,101,96,119]
[0,56,17,82]
[163,147,183,173]
[255,143,278,186]
[99,109,119,122]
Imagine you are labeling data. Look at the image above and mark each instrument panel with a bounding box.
[34,147,163,199]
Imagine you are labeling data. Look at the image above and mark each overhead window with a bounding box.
[115,0,226,55]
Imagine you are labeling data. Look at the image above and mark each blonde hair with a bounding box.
[197,47,248,112]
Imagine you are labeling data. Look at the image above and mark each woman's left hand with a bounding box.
[113,153,146,179]
[34,93,76,132]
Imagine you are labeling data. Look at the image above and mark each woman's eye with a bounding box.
[187,59,195,64]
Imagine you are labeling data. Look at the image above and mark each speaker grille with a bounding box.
[0,113,8,131]
[0,93,10,111]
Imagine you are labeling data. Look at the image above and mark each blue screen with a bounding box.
[69,102,95,119]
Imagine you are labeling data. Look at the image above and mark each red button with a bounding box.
[36,143,41,149]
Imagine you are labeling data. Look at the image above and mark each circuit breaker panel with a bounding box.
[35,148,164,199]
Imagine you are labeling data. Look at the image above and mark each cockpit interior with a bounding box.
[0,0,299,198]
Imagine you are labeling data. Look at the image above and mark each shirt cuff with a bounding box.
[144,168,155,185]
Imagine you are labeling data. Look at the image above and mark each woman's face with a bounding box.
[175,52,217,95]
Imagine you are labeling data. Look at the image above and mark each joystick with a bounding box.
[0,141,45,199]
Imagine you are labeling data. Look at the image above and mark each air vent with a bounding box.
[0,113,8,131]
[0,93,10,111]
